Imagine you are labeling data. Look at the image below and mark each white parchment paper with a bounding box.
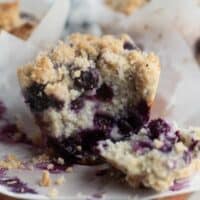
[0,0,200,199]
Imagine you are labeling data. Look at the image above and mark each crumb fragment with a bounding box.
[175,142,187,153]
[48,188,58,199]
[0,154,23,169]
[39,170,52,187]
[32,153,50,164]
[47,164,54,170]
[55,176,65,185]
[66,167,73,173]
[57,157,65,165]
[153,139,163,149]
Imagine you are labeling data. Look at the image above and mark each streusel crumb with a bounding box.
[39,170,52,187]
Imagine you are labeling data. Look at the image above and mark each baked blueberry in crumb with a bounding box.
[126,101,150,132]
[18,33,160,164]
[74,68,99,91]
[80,129,108,152]
[123,41,136,50]
[117,118,133,137]
[94,112,115,133]
[24,83,64,112]
[96,83,114,102]
[148,118,171,139]
[70,96,85,112]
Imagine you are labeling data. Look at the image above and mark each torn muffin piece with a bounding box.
[99,119,200,191]
[18,33,160,164]
[0,0,20,31]
[105,0,149,15]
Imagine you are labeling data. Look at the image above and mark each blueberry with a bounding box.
[48,137,81,164]
[148,118,171,139]
[96,83,114,102]
[117,119,133,137]
[94,112,114,133]
[123,41,136,50]
[74,68,99,91]
[127,111,144,132]
[80,129,108,152]
[70,96,84,112]
[136,100,150,123]
[24,83,64,112]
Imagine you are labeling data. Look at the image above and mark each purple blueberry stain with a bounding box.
[159,141,173,153]
[132,140,153,155]
[35,162,67,174]
[70,96,85,112]
[170,178,189,191]
[74,68,99,91]
[148,118,171,139]
[96,83,114,102]
[0,169,7,177]
[24,83,64,112]
[0,177,37,194]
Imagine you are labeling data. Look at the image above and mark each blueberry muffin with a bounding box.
[0,0,20,31]
[105,0,149,15]
[99,119,200,191]
[18,33,160,164]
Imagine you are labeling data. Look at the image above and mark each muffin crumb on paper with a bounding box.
[0,154,23,170]
[39,170,52,187]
